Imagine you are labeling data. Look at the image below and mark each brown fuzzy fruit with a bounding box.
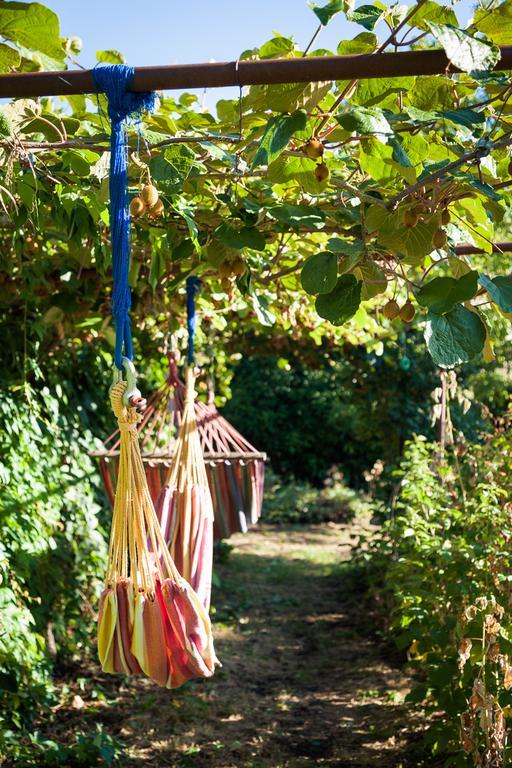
[141,184,159,209]
[441,208,451,225]
[432,228,447,249]
[130,196,145,217]
[218,261,233,279]
[304,138,324,160]
[231,257,247,277]
[220,277,233,292]
[383,300,400,320]
[315,162,330,182]
[399,301,416,323]
[150,199,164,218]
[403,210,419,228]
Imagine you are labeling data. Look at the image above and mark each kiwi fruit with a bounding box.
[399,301,416,323]
[315,162,330,182]
[218,261,233,279]
[432,228,447,249]
[141,184,159,209]
[130,196,145,217]
[441,208,451,225]
[304,138,324,160]
[403,210,419,228]
[231,257,247,277]
[150,199,164,218]
[383,300,400,320]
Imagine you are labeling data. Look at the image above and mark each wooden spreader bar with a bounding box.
[1,47,512,98]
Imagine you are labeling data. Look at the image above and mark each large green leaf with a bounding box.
[347,3,384,30]
[315,274,362,325]
[336,106,391,139]
[310,0,348,25]
[416,271,478,314]
[427,23,500,73]
[478,273,512,313]
[301,252,338,295]
[217,223,266,252]
[424,304,486,368]
[474,0,512,45]
[268,204,326,229]
[252,110,307,168]
[0,42,19,72]
[338,32,378,55]
[0,1,65,67]
[412,1,458,31]
[251,293,276,326]
[96,49,126,64]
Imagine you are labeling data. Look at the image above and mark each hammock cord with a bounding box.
[186,276,200,366]
[92,65,155,369]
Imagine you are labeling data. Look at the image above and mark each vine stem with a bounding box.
[314,0,430,139]
[386,134,512,210]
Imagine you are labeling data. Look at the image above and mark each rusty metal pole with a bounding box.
[1,47,512,98]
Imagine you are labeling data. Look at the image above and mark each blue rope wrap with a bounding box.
[186,276,201,365]
[92,65,156,369]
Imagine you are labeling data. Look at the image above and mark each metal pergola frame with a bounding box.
[0,47,511,98]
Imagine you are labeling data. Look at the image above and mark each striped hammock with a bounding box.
[98,380,219,688]
[92,355,266,540]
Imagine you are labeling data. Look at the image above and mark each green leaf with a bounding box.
[268,204,326,229]
[355,259,388,299]
[301,252,338,295]
[149,250,166,291]
[251,293,276,326]
[259,35,295,58]
[412,1,458,31]
[217,223,266,251]
[478,273,512,313]
[326,238,364,257]
[315,274,362,325]
[427,23,500,73]
[474,0,512,45]
[347,4,384,30]
[352,77,415,109]
[425,304,486,368]
[0,1,65,66]
[252,110,308,168]
[0,42,19,72]
[338,32,378,55]
[336,106,391,139]
[417,271,478,314]
[388,136,412,168]
[96,49,126,64]
[310,0,347,25]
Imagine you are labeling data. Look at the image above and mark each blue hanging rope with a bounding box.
[92,65,155,370]
[186,276,201,366]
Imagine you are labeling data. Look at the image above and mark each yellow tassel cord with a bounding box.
[158,367,214,610]
[97,380,219,688]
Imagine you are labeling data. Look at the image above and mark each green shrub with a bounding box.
[0,382,107,756]
[360,434,512,765]
[263,467,368,524]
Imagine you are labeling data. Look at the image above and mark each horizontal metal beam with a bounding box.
[454,241,512,256]
[1,47,512,98]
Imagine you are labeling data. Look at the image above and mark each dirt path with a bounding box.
[54,521,427,767]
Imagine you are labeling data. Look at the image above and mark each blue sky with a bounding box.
[48,0,476,106]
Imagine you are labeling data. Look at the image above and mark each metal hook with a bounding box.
[120,357,147,410]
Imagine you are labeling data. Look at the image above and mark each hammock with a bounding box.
[98,376,218,688]
[155,366,213,609]
[93,354,266,540]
